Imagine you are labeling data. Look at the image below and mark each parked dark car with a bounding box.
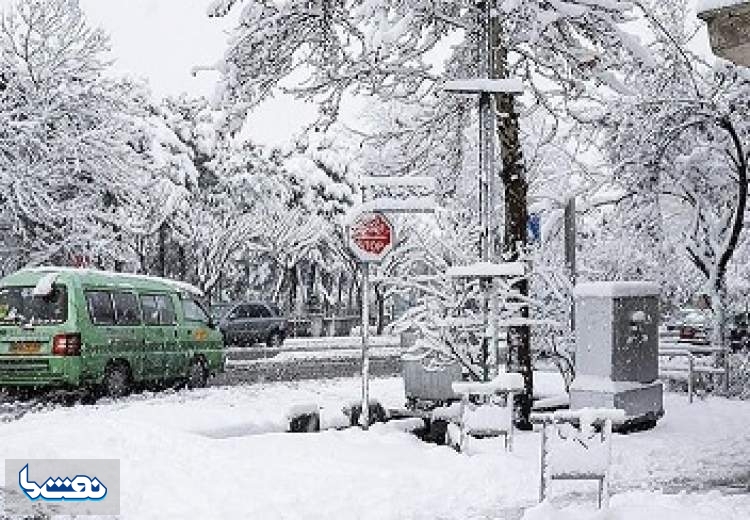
[210,302,233,323]
[674,308,750,351]
[218,301,287,347]
[663,308,703,333]
[728,312,750,351]
[678,310,711,344]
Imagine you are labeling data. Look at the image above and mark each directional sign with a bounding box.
[347,212,394,263]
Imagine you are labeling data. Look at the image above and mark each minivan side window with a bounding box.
[85,291,115,325]
[140,294,175,325]
[183,298,209,323]
[112,292,141,325]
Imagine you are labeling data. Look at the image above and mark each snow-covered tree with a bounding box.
[0,0,147,268]
[600,0,750,353]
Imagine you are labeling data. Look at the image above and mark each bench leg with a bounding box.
[539,424,547,502]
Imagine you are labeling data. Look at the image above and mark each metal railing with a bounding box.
[658,345,729,403]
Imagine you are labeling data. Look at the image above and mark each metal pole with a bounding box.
[724,353,730,394]
[688,353,694,404]
[360,262,370,429]
[478,1,494,261]
[491,278,500,375]
[564,198,577,331]
[539,421,547,502]
[478,1,495,381]
[481,278,490,381]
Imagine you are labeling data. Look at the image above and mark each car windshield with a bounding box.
[0,285,68,325]
[211,304,231,321]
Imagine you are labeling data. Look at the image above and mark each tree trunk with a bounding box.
[288,266,298,314]
[178,244,187,280]
[347,270,358,316]
[375,284,385,335]
[157,223,167,278]
[337,272,344,316]
[493,24,533,429]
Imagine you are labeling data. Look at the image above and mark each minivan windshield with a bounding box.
[0,285,68,325]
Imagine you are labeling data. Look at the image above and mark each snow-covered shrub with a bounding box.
[287,403,321,433]
[343,400,387,427]
[725,353,750,399]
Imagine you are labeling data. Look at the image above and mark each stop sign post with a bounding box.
[347,212,394,430]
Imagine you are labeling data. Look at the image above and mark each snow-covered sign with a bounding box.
[346,212,394,263]
[443,79,525,94]
[445,261,525,279]
[573,281,659,298]
[357,175,437,215]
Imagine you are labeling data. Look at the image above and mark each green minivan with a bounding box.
[0,267,225,396]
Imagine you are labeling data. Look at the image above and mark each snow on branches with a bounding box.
[209,0,649,134]
[599,0,750,348]
[0,0,147,268]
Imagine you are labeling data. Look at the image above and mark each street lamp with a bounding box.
[698,1,750,66]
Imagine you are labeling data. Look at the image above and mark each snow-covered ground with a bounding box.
[0,377,748,519]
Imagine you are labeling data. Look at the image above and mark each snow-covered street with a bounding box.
[0,377,748,519]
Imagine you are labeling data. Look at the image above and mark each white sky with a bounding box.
[80,0,319,147]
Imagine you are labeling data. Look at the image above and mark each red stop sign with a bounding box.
[347,212,394,263]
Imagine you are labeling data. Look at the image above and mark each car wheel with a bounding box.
[267,331,282,348]
[187,357,208,389]
[103,362,131,398]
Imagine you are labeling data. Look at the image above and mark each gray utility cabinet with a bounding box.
[402,348,461,404]
[570,281,663,425]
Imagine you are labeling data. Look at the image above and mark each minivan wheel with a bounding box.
[103,362,131,398]
[267,331,282,348]
[187,358,208,389]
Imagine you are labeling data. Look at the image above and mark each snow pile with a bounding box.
[523,491,750,520]
[431,402,462,421]
[445,261,525,279]
[0,380,748,519]
[452,372,524,395]
[463,404,512,433]
[371,417,424,434]
[285,403,320,421]
[31,272,58,296]
[570,375,654,394]
[553,407,626,426]
[443,78,525,94]
[574,281,659,298]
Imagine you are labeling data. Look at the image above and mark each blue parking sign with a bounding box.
[527,213,541,243]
